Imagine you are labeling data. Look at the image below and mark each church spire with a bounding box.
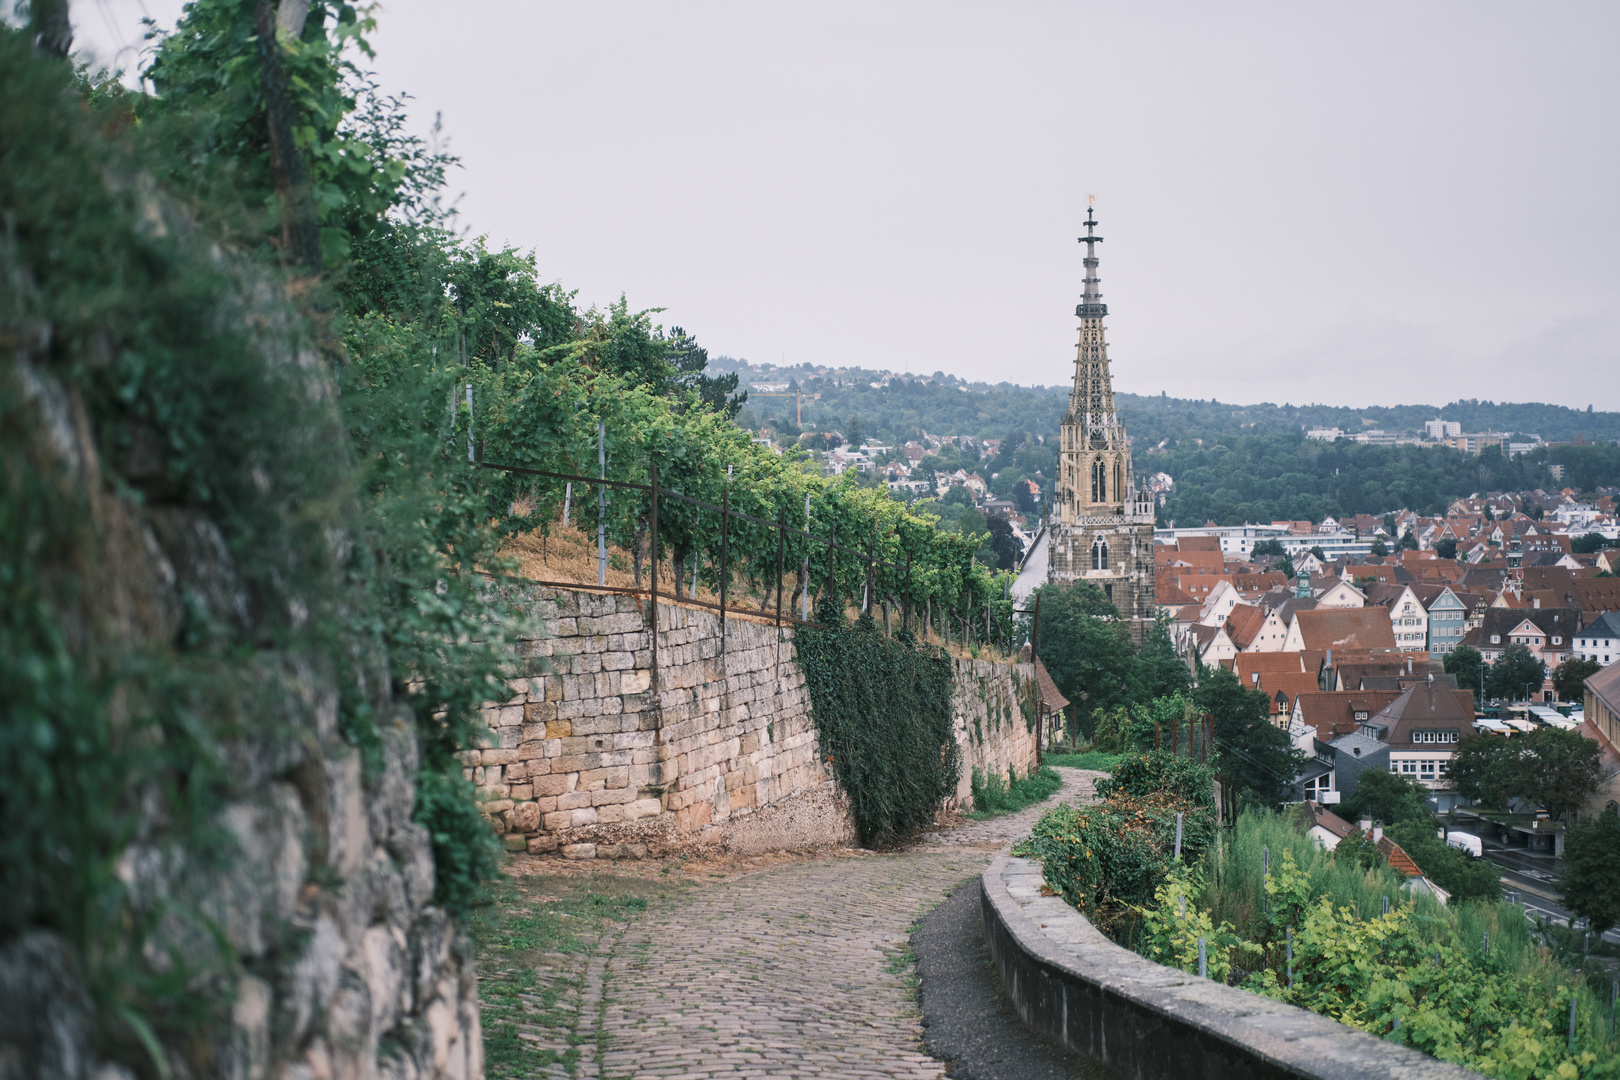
[1069,203,1120,453]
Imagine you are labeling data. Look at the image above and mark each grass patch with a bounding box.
[1043,749,1124,772]
[470,871,685,1080]
[966,765,1064,818]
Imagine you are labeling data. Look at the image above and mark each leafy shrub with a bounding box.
[1096,749,1215,808]
[1018,753,1216,925]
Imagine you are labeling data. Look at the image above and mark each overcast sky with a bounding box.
[74,1,1620,410]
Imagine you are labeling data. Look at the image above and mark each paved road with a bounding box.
[594,769,1104,1079]
[1448,818,1620,944]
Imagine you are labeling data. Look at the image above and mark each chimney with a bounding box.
[1372,824,1383,844]
[1360,818,1372,832]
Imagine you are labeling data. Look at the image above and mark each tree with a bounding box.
[1445,733,1519,810]
[1562,805,1620,934]
[984,515,1022,571]
[1135,616,1193,703]
[1341,769,1433,826]
[1554,657,1601,703]
[668,327,746,417]
[941,485,974,508]
[845,415,866,451]
[1434,537,1459,560]
[1309,545,1327,562]
[1251,539,1286,559]
[1573,532,1612,554]
[1444,645,1485,701]
[1448,728,1602,821]
[1194,666,1303,817]
[1386,820,1502,904]
[1031,580,1138,737]
[1397,531,1419,551]
[1276,555,1296,579]
[1526,728,1605,822]
[1370,536,1389,556]
[1486,641,1546,701]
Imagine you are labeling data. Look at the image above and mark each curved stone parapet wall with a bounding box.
[980,851,1484,1080]
[470,586,1039,858]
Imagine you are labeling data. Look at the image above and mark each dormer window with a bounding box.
[1491,634,1501,644]
[1552,636,1562,645]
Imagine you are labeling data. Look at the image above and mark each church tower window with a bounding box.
[1092,537,1109,570]
[1092,459,1106,503]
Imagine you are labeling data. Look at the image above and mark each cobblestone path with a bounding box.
[593,768,1103,1079]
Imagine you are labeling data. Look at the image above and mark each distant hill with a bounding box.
[725,357,1620,446]
[726,359,1620,523]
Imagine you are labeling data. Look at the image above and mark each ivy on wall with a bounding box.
[794,601,959,846]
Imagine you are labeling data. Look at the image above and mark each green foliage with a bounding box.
[1340,769,1435,826]
[1194,666,1305,815]
[1152,809,1620,1079]
[794,601,959,845]
[967,765,1062,817]
[1385,821,1502,904]
[1,18,515,1065]
[414,769,504,917]
[1043,749,1125,771]
[1487,642,1547,702]
[1449,729,1603,821]
[1572,532,1617,554]
[1445,644,1486,698]
[1018,753,1217,925]
[1028,579,1138,733]
[1435,537,1460,560]
[1554,658,1602,703]
[1561,805,1620,935]
[1134,864,1250,983]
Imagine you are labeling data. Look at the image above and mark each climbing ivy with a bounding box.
[794,600,959,846]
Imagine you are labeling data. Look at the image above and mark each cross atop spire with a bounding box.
[1076,205,1106,319]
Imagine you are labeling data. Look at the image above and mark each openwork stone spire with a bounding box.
[1070,204,1121,452]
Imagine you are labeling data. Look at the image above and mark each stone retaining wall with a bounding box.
[467,586,1038,858]
[980,850,1482,1080]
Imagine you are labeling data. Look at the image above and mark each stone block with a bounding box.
[579,766,629,790]
[601,651,634,672]
[503,833,528,851]
[546,719,571,739]
[556,790,594,811]
[626,798,663,821]
[562,843,596,860]
[512,803,541,832]
[527,834,560,854]
[508,783,533,801]
[542,810,574,831]
[523,701,556,723]
[570,807,598,828]
[590,786,637,807]
[531,773,569,797]
[481,799,514,815]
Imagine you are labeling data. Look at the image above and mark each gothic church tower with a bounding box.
[1048,205,1157,641]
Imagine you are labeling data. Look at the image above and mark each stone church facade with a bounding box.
[1048,206,1158,642]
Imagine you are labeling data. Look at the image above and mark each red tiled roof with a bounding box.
[1293,608,1398,652]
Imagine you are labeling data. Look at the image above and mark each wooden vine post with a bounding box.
[1030,592,1043,760]
[649,463,659,691]
[774,505,786,627]
[718,481,730,657]
[903,553,912,632]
